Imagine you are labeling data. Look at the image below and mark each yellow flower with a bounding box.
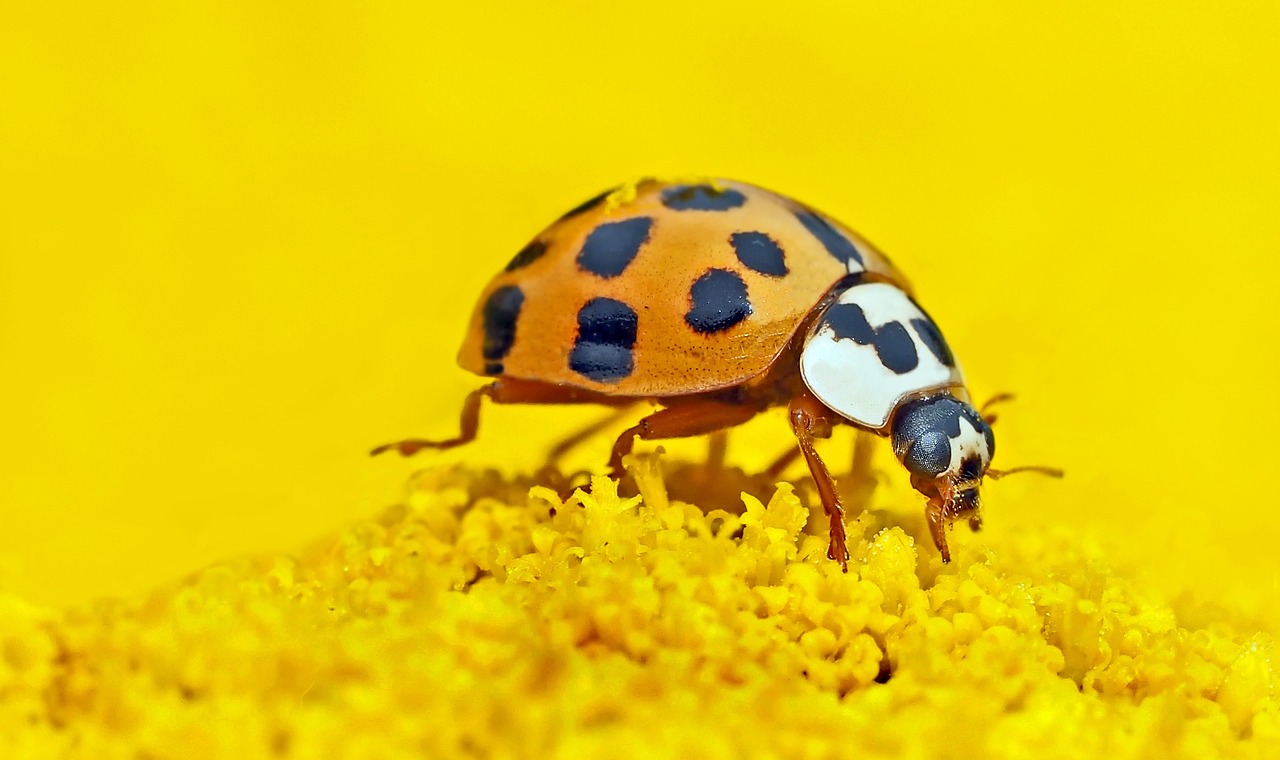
[0,456,1277,758]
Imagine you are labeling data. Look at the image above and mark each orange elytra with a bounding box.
[376,178,1060,569]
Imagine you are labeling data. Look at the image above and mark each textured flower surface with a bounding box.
[1,455,1276,759]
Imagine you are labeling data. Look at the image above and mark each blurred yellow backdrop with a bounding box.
[2,2,1277,611]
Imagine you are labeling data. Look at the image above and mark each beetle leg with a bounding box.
[924,497,951,563]
[850,429,874,479]
[788,393,850,572]
[372,379,625,457]
[705,430,729,471]
[607,401,761,478]
[764,445,803,479]
[548,404,641,462]
[371,384,494,456]
[978,392,1016,425]
[766,426,855,480]
[843,428,880,515]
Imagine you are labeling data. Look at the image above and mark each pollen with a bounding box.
[0,456,1276,757]
[603,175,726,213]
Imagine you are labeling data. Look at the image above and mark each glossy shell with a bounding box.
[457,179,910,397]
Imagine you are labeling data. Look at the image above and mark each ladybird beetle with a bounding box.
[375,179,1060,568]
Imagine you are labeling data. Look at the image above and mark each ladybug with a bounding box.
[376,179,1059,568]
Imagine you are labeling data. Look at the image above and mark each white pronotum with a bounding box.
[800,282,965,429]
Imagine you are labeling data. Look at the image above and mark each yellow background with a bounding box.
[2,3,1277,612]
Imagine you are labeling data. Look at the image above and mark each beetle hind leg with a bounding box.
[978,392,1016,425]
[371,384,494,457]
[372,378,625,458]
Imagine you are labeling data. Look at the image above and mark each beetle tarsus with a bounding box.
[827,532,850,572]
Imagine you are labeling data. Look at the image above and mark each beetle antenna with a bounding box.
[978,392,1016,424]
[986,465,1064,480]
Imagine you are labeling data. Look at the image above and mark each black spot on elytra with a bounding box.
[558,187,615,220]
[481,286,524,375]
[661,184,746,211]
[577,217,653,278]
[822,303,919,374]
[685,269,752,334]
[569,298,638,383]
[910,317,956,368]
[730,231,788,276]
[795,210,864,267]
[504,239,548,272]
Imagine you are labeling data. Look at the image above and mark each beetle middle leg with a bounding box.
[978,392,1016,425]
[764,446,802,479]
[607,401,762,478]
[548,403,642,462]
[704,430,729,471]
[843,428,879,516]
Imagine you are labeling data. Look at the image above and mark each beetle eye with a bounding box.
[903,431,951,476]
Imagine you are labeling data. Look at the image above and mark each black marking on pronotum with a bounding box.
[822,303,919,374]
[891,396,956,476]
[558,187,616,220]
[794,210,864,267]
[902,429,952,477]
[910,317,956,368]
[577,217,653,279]
[504,239,549,272]
[730,231,788,276]
[660,184,747,211]
[569,297,639,383]
[891,396,995,477]
[685,269,752,334]
[481,285,525,375]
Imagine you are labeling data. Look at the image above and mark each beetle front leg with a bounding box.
[924,497,952,563]
[788,393,849,571]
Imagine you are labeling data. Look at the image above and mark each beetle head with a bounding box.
[890,394,994,521]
